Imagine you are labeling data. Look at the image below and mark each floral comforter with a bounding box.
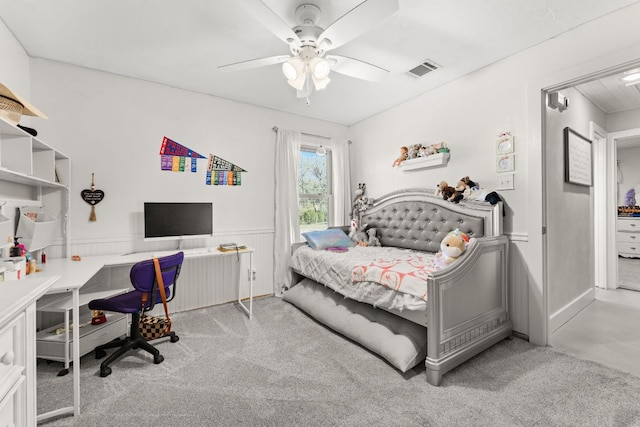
[289,245,442,311]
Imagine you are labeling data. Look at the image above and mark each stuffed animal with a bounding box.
[625,188,637,207]
[366,228,381,246]
[435,181,456,200]
[349,220,369,245]
[461,176,479,190]
[436,229,471,267]
[392,146,408,167]
[449,179,470,203]
[407,143,422,159]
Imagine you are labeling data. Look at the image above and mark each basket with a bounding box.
[0,94,24,125]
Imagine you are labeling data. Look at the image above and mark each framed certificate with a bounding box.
[564,127,592,186]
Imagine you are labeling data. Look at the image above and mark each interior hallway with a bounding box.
[549,286,640,378]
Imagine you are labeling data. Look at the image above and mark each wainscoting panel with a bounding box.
[49,229,274,315]
[507,233,529,338]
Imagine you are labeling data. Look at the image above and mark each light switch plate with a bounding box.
[496,173,514,190]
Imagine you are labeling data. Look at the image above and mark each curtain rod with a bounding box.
[272,126,351,143]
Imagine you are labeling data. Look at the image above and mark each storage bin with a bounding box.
[0,213,11,246]
[16,207,57,252]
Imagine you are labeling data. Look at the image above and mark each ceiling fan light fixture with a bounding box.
[312,75,331,90]
[287,73,307,90]
[310,57,331,79]
[283,58,304,80]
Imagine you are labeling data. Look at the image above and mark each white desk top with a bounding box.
[0,276,59,326]
[23,247,254,294]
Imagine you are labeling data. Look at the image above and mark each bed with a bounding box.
[284,188,511,386]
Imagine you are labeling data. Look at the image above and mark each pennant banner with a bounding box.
[160,136,205,158]
[206,154,247,186]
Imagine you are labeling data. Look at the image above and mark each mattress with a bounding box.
[289,245,439,312]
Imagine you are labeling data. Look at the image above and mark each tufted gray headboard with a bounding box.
[359,188,502,253]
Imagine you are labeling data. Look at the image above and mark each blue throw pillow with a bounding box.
[302,228,354,250]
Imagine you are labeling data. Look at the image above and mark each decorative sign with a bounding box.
[81,173,104,221]
[159,136,205,172]
[206,154,247,186]
[564,127,592,186]
[496,132,514,154]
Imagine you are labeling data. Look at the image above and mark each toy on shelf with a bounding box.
[392,146,408,167]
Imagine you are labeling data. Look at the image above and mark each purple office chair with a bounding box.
[88,252,184,377]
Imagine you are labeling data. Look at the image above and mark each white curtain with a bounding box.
[329,138,351,226]
[273,129,301,295]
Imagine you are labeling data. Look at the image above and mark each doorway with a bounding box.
[546,68,640,376]
[613,132,640,291]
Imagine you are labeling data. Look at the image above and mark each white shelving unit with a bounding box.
[399,152,450,171]
[36,288,129,374]
[0,116,70,256]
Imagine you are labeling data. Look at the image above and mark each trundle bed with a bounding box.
[284,188,511,386]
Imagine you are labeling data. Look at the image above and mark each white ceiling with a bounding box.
[1,0,640,126]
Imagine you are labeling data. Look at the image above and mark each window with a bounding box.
[298,145,332,233]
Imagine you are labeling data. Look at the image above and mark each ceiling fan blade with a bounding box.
[218,55,290,72]
[327,55,389,82]
[237,0,301,48]
[317,0,399,51]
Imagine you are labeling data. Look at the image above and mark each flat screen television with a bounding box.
[144,202,213,243]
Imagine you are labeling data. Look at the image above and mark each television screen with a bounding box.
[144,202,213,240]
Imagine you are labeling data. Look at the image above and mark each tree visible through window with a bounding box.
[299,147,332,233]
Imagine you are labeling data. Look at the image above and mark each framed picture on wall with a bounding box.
[564,127,592,186]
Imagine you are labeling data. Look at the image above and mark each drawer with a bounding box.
[619,241,640,257]
[0,313,25,386]
[618,219,640,232]
[37,314,127,361]
[618,231,640,243]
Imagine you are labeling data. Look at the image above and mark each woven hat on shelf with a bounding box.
[0,82,48,125]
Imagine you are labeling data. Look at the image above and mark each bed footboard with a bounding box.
[425,235,511,386]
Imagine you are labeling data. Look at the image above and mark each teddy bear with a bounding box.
[366,228,381,246]
[435,180,456,200]
[436,229,471,267]
[460,176,479,190]
[407,143,422,159]
[449,179,470,203]
[392,146,408,167]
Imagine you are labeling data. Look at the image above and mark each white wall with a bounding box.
[545,87,603,331]
[617,146,640,205]
[349,3,640,338]
[25,58,349,297]
[0,19,31,101]
[606,107,640,132]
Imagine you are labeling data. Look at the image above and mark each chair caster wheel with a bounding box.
[57,368,69,377]
[100,367,112,377]
[95,349,107,359]
[154,354,164,364]
[170,334,179,343]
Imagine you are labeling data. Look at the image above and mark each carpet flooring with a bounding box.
[38,296,640,426]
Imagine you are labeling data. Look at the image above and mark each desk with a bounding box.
[31,247,254,422]
[0,277,58,426]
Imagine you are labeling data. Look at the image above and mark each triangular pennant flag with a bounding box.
[160,136,205,158]
[207,154,247,172]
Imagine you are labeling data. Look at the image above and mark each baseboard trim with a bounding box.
[549,287,595,334]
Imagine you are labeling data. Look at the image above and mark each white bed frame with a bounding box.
[292,188,511,386]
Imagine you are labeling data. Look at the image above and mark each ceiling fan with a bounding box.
[218,0,399,99]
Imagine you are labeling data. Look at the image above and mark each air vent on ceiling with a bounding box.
[407,59,440,78]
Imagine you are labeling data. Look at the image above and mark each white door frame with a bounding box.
[591,122,609,289]
[605,128,640,290]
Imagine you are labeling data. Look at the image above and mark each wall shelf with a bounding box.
[399,152,450,171]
